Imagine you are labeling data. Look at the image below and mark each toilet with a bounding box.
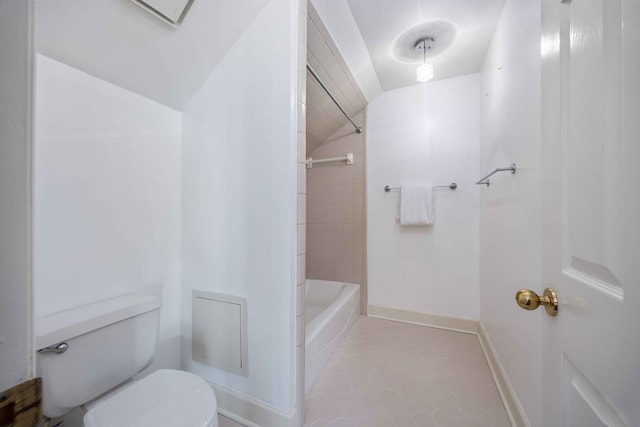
[35,293,218,427]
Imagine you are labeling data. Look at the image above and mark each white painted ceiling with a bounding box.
[35,0,269,110]
[344,0,507,91]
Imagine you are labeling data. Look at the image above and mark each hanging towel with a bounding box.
[398,182,434,225]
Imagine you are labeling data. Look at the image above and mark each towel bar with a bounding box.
[306,153,353,169]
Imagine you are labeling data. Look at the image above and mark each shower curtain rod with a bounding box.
[306,63,363,135]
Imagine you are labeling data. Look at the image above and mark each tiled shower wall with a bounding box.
[306,110,367,313]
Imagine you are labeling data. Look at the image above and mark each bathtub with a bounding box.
[305,279,360,393]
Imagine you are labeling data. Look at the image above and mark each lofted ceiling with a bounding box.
[36,0,505,148]
[306,0,506,151]
[344,0,507,91]
[35,0,269,110]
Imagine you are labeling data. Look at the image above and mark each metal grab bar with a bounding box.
[306,63,363,135]
[384,183,457,192]
[475,163,516,186]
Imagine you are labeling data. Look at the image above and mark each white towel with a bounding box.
[398,182,434,225]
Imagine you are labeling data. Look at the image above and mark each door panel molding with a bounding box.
[559,0,625,299]
[562,355,626,427]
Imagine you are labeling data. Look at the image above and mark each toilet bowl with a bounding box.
[35,294,218,426]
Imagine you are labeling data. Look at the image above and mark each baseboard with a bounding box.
[367,304,479,334]
[209,382,296,427]
[477,322,528,427]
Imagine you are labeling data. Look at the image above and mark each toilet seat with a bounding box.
[83,369,218,427]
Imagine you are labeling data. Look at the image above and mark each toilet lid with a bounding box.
[84,369,217,427]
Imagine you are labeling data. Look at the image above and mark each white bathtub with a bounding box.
[305,279,360,393]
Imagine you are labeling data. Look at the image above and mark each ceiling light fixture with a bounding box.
[415,37,436,83]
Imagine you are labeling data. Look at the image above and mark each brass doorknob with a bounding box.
[515,288,558,316]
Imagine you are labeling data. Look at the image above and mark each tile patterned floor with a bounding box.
[303,316,511,427]
[219,414,245,427]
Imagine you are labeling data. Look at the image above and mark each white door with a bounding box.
[539,0,640,425]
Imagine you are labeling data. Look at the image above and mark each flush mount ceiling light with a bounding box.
[392,21,456,63]
[415,37,436,82]
[392,21,456,84]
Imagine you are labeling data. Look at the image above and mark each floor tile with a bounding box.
[219,414,246,427]
[304,316,511,427]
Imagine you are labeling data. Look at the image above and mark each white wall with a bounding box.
[34,55,182,370]
[180,0,298,416]
[479,0,541,426]
[0,0,33,391]
[367,74,480,320]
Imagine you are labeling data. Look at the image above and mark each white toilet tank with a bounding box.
[35,294,161,418]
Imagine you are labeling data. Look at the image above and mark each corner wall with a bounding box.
[33,54,182,373]
[366,74,480,321]
[180,0,298,418]
[479,0,542,425]
[0,0,33,391]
